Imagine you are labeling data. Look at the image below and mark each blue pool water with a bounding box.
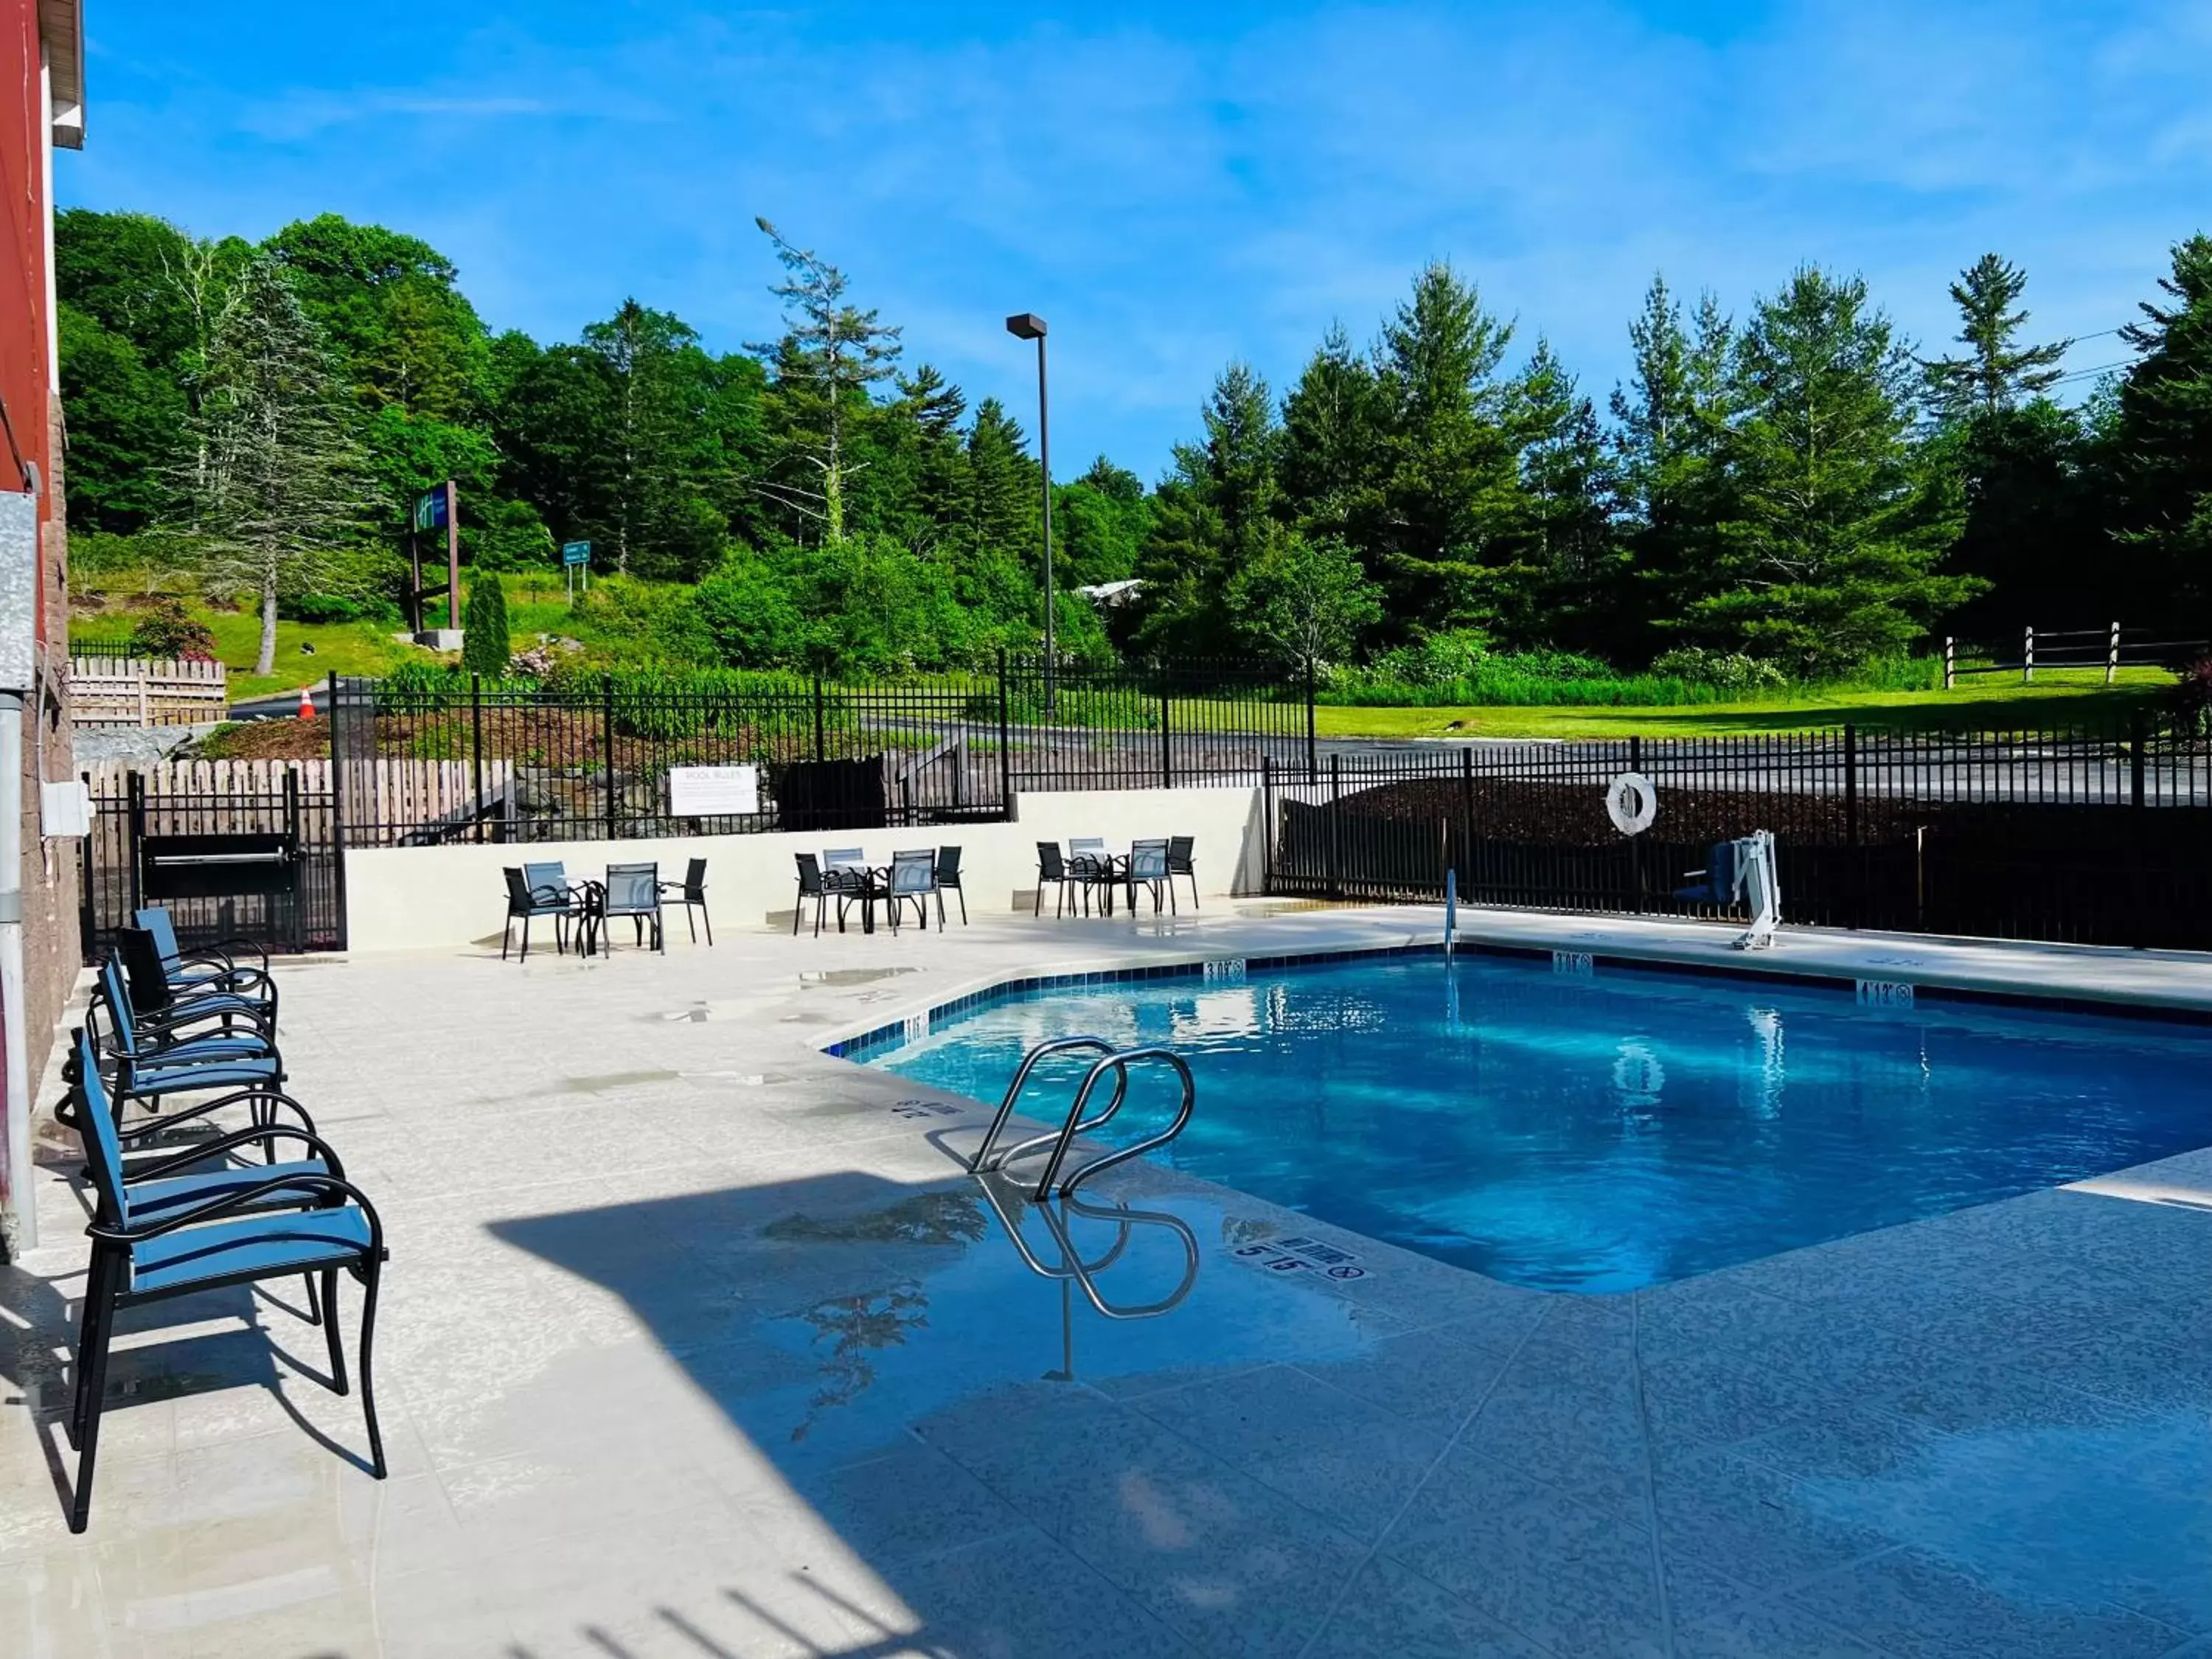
[873,955,2212,1291]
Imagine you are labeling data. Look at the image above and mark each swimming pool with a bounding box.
[872,953,2212,1292]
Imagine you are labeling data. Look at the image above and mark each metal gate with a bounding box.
[79,768,346,961]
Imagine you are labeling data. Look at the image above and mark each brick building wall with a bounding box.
[0,0,78,1250]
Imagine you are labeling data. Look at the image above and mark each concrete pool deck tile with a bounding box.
[790,1441,1035,1571]
[1010,1417,1371,1658]
[1457,1330,1653,1523]
[1126,1361,1452,1543]
[1671,1596,1892,1658]
[1284,1322,1518,1435]
[1379,1442,1668,1658]
[1636,1344,1843,1454]
[0,1545,125,1659]
[1300,1553,1550,1659]
[1783,1545,2190,1659]
[861,1524,1210,1659]
[1649,1444,1902,1606]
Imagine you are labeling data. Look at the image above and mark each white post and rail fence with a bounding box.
[1939,623,2208,689]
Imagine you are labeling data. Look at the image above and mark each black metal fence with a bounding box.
[80,769,346,961]
[328,656,1315,847]
[1263,716,2212,949]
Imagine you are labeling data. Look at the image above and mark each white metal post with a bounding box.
[2107,620,2121,686]
[2023,625,2034,684]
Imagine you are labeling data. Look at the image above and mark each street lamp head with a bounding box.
[1004,313,1048,341]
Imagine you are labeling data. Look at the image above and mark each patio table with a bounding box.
[824,858,891,934]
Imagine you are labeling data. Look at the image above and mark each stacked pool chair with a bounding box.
[52,910,387,1532]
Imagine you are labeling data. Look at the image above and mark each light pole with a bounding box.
[1006,312,1054,714]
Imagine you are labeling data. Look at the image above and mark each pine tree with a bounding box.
[1924,254,2068,422]
[1695,266,1973,671]
[1135,363,1282,655]
[180,252,374,676]
[751,218,902,543]
[1279,323,1382,542]
[1610,276,1736,650]
[2110,235,2212,626]
[1367,262,1520,636]
[462,575,510,678]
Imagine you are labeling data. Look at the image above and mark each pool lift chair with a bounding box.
[1677,830,1781,951]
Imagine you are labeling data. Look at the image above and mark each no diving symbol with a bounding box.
[1325,1264,1366,1281]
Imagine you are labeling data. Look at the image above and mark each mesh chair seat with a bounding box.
[129,1208,375,1298]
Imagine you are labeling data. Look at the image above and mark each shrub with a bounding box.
[124,599,218,661]
[1649,647,1787,693]
[462,578,511,680]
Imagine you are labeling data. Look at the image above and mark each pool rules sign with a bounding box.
[667,765,759,818]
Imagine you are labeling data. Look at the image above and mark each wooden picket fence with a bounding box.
[69,656,229,727]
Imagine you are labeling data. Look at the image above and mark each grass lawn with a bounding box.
[197,613,424,701]
[1312,668,2174,740]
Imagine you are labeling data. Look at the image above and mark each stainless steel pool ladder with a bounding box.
[967,1035,1197,1201]
[973,1171,1201,1319]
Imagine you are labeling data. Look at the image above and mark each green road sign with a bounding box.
[561,541,591,567]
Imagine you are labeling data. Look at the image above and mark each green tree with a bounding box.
[1694,266,1972,671]
[462,574,510,678]
[1609,276,1735,655]
[1279,323,1383,543]
[577,301,730,580]
[1924,254,2068,422]
[751,218,902,543]
[179,254,375,675]
[1363,262,1523,636]
[57,305,186,531]
[1503,338,1618,645]
[1135,362,1282,655]
[1055,457,1150,587]
[1227,532,1382,671]
[2109,235,2212,627]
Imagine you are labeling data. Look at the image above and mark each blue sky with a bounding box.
[63,1,2212,476]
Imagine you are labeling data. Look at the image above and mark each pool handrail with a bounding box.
[968,1035,1123,1175]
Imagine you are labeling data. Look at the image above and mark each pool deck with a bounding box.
[6,902,2212,1657]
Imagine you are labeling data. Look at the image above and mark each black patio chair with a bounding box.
[661,858,712,945]
[130,907,276,1002]
[502,864,584,961]
[62,1026,388,1532]
[935,846,967,926]
[117,926,270,1037]
[886,849,939,934]
[1167,835,1198,910]
[599,863,664,953]
[1036,843,1077,917]
[793,852,835,936]
[86,955,285,1118]
[1127,838,1175,915]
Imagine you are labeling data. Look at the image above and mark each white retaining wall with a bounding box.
[342,787,1267,953]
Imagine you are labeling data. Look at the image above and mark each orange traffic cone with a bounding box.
[297,685,316,720]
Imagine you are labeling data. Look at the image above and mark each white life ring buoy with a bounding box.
[1606,771,1658,836]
